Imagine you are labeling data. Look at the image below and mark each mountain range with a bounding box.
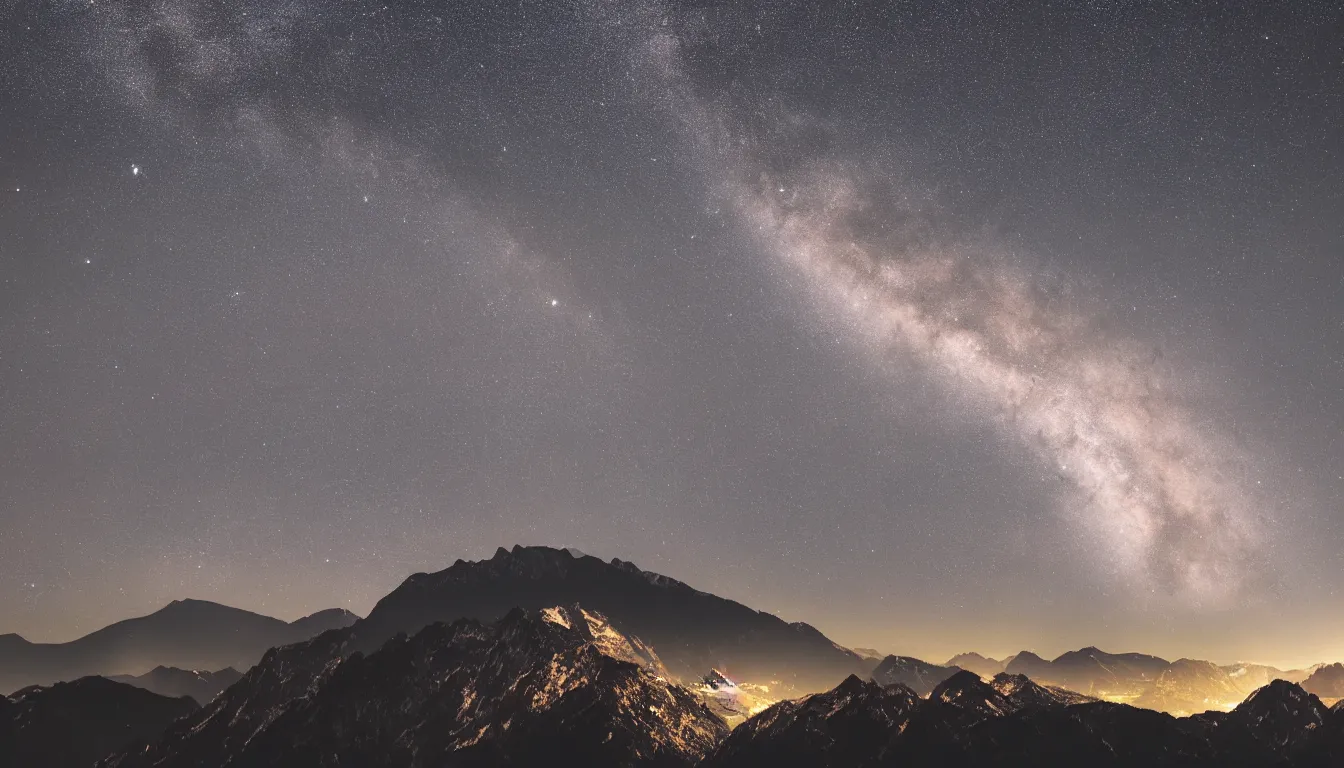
[0,600,359,694]
[4,543,1344,766]
[703,670,1344,767]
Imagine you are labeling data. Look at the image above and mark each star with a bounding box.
[131,164,141,176]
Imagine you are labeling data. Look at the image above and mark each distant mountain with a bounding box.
[1,676,196,768]
[1004,646,1168,696]
[108,666,244,705]
[851,647,884,661]
[944,651,1005,678]
[0,600,359,693]
[1303,663,1344,698]
[99,605,728,768]
[869,655,962,696]
[694,669,778,728]
[705,673,1344,767]
[348,545,871,692]
[1134,658,1248,715]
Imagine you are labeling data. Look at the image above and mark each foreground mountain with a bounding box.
[869,655,962,696]
[99,605,728,768]
[705,672,1344,767]
[944,652,1006,678]
[108,665,244,705]
[349,545,871,692]
[1,676,197,768]
[0,600,359,693]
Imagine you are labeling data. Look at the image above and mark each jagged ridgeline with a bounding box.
[97,605,729,768]
[349,545,872,693]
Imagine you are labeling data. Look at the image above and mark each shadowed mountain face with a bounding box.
[705,673,1344,767]
[0,600,359,693]
[1303,663,1344,698]
[350,545,871,693]
[98,605,728,768]
[1,676,197,768]
[870,656,962,697]
[108,666,245,706]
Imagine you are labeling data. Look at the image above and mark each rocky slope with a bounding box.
[98,604,728,768]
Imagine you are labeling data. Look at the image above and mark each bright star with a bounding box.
[550,298,558,307]
[131,164,141,176]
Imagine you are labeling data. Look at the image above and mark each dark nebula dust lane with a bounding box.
[0,0,1340,665]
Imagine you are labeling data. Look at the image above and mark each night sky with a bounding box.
[2,1,1341,667]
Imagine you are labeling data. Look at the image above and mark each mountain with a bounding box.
[1303,663,1344,698]
[869,655,962,696]
[851,647,884,661]
[705,673,1344,767]
[701,674,922,767]
[1003,650,1052,679]
[989,672,1097,707]
[1133,658,1249,715]
[1003,646,1169,697]
[1,676,197,768]
[0,600,359,693]
[348,545,871,692]
[108,666,244,705]
[99,605,728,768]
[694,669,778,728]
[944,651,1005,678]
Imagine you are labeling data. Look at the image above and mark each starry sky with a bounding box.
[1,0,1341,668]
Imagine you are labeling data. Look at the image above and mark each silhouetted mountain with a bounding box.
[1003,650,1052,679]
[0,600,358,693]
[108,666,244,705]
[702,675,921,767]
[944,652,1005,678]
[349,545,870,692]
[100,605,727,768]
[705,674,1344,767]
[870,655,961,696]
[1041,646,1170,694]
[1303,663,1344,698]
[1,676,197,768]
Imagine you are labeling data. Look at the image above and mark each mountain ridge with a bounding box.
[0,600,358,693]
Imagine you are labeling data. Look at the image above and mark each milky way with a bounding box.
[3,0,1339,663]
[614,19,1270,605]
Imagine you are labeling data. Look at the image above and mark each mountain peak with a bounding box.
[354,546,870,692]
